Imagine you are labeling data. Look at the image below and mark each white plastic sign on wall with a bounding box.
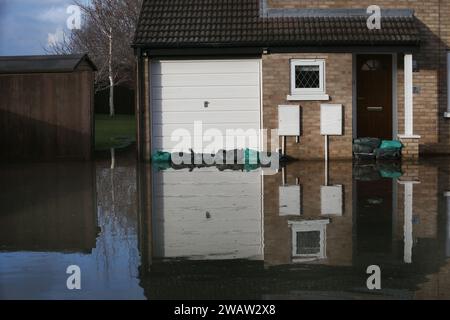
[321,185,343,216]
[320,104,343,136]
[278,105,300,136]
[279,185,302,216]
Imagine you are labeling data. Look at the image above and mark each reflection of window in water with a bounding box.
[289,220,329,263]
[296,231,321,255]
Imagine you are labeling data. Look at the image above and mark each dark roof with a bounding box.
[133,0,421,49]
[0,54,97,74]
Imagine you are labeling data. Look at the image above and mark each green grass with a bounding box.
[95,114,136,151]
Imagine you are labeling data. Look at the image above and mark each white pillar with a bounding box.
[404,54,414,137]
[446,52,450,117]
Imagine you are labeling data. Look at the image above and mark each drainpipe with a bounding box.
[135,48,143,161]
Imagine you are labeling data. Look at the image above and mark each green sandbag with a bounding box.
[380,140,404,150]
[380,169,403,179]
[353,138,381,149]
[244,149,259,164]
[353,144,376,154]
[152,151,172,163]
[375,147,402,160]
[153,161,173,171]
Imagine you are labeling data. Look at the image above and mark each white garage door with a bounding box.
[151,59,261,153]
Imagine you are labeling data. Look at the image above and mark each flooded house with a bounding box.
[134,0,450,161]
[0,54,96,161]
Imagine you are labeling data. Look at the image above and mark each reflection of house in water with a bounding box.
[264,162,352,267]
[138,161,450,299]
[0,163,98,253]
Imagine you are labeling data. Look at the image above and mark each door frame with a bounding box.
[352,53,398,140]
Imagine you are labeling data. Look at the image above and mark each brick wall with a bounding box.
[266,0,450,155]
[263,53,353,160]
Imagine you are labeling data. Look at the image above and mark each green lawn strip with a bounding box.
[95,114,136,151]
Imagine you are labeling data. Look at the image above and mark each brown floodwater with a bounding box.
[1,151,450,300]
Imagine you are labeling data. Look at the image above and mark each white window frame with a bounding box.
[288,219,329,263]
[288,59,329,101]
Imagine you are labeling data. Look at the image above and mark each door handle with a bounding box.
[204,101,210,108]
[367,106,383,112]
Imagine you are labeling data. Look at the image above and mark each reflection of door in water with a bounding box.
[357,54,393,140]
[356,179,393,255]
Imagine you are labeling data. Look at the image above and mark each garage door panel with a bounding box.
[152,136,260,153]
[152,60,260,75]
[152,98,260,112]
[152,86,259,100]
[152,111,260,125]
[153,123,260,137]
[155,168,261,182]
[154,182,259,197]
[153,73,259,87]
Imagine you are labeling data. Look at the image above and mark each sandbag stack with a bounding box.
[353,138,404,161]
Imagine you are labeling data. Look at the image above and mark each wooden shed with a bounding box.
[0,54,96,161]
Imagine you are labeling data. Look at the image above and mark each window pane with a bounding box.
[295,65,320,89]
[361,59,383,71]
[296,231,320,255]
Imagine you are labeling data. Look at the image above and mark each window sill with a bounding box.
[287,94,330,101]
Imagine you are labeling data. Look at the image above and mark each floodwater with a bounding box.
[1,151,450,300]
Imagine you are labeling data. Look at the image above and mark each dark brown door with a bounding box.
[357,55,393,140]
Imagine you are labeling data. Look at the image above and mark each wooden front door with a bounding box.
[357,55,393,140]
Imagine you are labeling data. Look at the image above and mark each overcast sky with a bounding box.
[0,0,87,56]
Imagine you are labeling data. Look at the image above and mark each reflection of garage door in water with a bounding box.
[151,60,261,153]
[152,168,263,260]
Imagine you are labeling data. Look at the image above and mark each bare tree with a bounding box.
[51,0,143,117]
